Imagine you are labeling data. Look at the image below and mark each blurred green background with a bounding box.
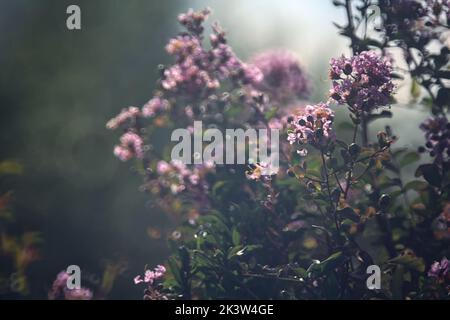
[0,0,428,299]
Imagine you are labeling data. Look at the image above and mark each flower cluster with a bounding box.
[329,51,394,112]
[380,0,428,38]
[134,265,166,285]
[380,0,449,43]
[48,271,93,300]
[249,50,309,103]
[178,8,210,36]
[161,10,262,98]
[113,132,144,161]
[428,257,450,280]
[246,161,279,181]
[154,160,213,194]
[107,9,265,163]
[419,116,450,165]
[106,106,140,130]
[142,96,170,118]
[287,103,335,149]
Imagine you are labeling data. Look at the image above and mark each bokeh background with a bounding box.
[0,0,429,299]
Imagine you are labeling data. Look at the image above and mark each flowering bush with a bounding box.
[108,2,450,299]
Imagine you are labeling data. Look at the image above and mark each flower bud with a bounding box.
[348,143,361,158]
[378,194,391,210]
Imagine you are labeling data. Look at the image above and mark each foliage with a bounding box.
[109,2,450,299]
[0,160,41,297]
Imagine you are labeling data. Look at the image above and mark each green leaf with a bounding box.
[389,254,426,273]
[227,245,243,260]
[410,79,421,100]
[231,227,241,246]
[264,108,278,121]
[403,180,428,192]
[415,164,442,188]
[0,161,23,176]
[399,152,420,167]
[228,245,262,259]
[308,252,346,275]
[167,257,183,286]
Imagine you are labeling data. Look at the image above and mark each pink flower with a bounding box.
[154,265,167,278]
[329,51,394,112]
[134,264,167,286]
[142,97,169,118]
[114,145,133,161]
[106,106,140,129]
[49,271,93,300]
[113,132,144,161]
[156,161,171,174]
[288,103,335,148]
[134,275,144,284]
[144,270,156,284]
[249,50,310,102]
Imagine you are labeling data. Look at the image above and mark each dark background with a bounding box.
[0,0,185,298]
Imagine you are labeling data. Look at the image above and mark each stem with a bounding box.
[344,122,359,199]
[361,112,369,147]
[345,0,358,53]
[320,149,341,236]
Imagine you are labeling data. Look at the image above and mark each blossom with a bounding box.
[48,271,93,300]
[249,50,309,102]
[428,257,450,279]
[160,9,263,97]
[329,51,394,112]
[49,271,69,298]
[142,97,170,118]
[178,8,211,35]
[106,106,140,130]
[246,161,278,181]
[113,132,144,161]
[153,160,214,195]
[419,116,450,165]
[134,265,166,285]
[134,275,144,285]
[287,103,335,148]
[379,0,448,43]
[154,265,167,278]
[156,160,171,174]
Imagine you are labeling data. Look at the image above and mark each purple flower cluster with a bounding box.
[428,257,450,279]
[48,271,93,300]
[161,10,262,98]
[155,160,214,194]
[380,0,449,43]
[178,8,210,36]
[246,162,279,181]
[380,0,428,37]
[419,116,450,165]
[113,132,144,161]
[106,106,140,130]
[142,96,170,118]
[249,50,310,103]
[287,103,335,149]
[107,9,265,163]
[329,51,394,112]
[134,265,166,285]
